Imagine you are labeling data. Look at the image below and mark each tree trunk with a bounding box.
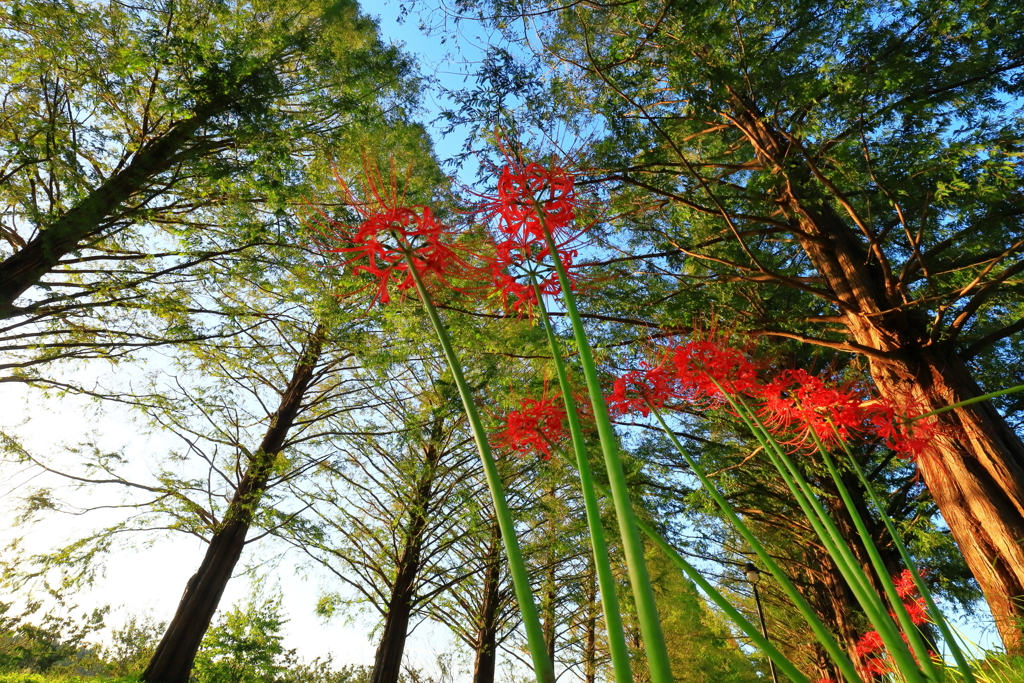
[730,97,1024,652]
[871,348,1024,652]
[369,559,419,683]
[369,434,444,683]
[582,561,598,683]
[0,45,291,319]
[542,485,558,667]
[473,521,503,683]
[141,325,326,683]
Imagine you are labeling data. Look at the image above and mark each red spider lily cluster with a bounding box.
[483,162,585,314]
[498,393,568,459]
[608,337,940,459]
[608,362,676,417]
[854,570,931,676]
[313,158,589,313]
[308,171,468,306]
[493,162,577,242]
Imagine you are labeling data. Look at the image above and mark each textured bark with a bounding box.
[472,522,503,683]
[582,563,598,683]
[141,325,327,683]
[368,435,444,683]
[728,95,1024,652]
[541,486,558,667]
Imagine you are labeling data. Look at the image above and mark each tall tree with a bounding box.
[0,0,414,381]
[291,356,487,683]
[449,0,1024,649]
[1,262,385,683]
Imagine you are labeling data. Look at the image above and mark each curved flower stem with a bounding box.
[539,228,674,683]
[831,430,976,683]
[547,439,810,683]
[728,393,928,683]
[911,383,1024,421]
[531,279,632,683]
[810,432,942,682]
[406,263,555,683]
[647,403,861,683]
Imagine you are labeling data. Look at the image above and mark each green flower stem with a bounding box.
[726,397,879,607]
[912,384,1024,421]
[541,228,674,683]
[648,404,861,683]
[833,434,976,683]
[549,439,810,683]
[729,394,926,683]
[810,433,942,682]
[532,281,632,683]
[406,264,555,683]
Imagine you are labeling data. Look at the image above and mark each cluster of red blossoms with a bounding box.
[854,570,931,676]
[498,392,568,459]
[313,160,585,312]
[308,174,464,306]
[484,162,584,314]
[607,338,939,459]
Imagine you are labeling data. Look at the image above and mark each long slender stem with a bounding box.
[912,384,1024,420]
[833,434,976,683]
[648,404,861,683]
[728,394,926,683]
[811,434,941,682]
[548,439,810,683]
[540,229,674,683]
[406,264,555,683]
[532,280,632,683]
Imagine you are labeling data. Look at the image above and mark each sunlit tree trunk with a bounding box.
[369,432,445,683]
[732,97,1024,651]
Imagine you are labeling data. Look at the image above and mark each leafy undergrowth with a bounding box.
[0,676,138,683]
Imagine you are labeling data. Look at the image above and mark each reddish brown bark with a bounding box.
[729,95,1024,651]
[141,325,327,683]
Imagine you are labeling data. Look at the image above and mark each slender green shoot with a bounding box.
[540,226,675,683]
[549,439,811,683]
[532,280,633,683]
[647,403,861,683]
[406,263,555,683]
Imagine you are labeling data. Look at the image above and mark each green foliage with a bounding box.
[643,549,761,683]
[0,602,107,675]
[191,590,288,683]
[102,616,164,678]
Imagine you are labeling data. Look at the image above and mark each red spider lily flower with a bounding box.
[854,630,884,658]
[489,226,578,314]
[308,169,467,306]
[672,339,760,402]
[889,569,930,625]
[493,162,577,241]
[498,394,568,458]
[607,362,676,417]
[477,159,589,314]
[852,570,930,675]
[756,370,871,451]
[861,399,941,460]
[893,569,918,601]
[903,595,929,626]
[862,656,891,677]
